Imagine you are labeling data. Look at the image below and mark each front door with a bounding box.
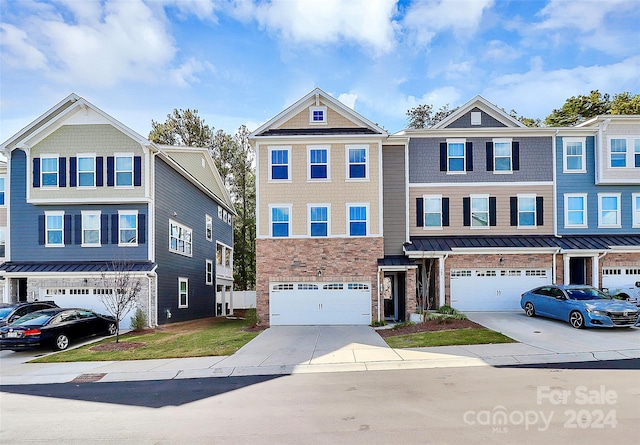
[569,258,586,285]
[383,275,396,321]
[17,278,27,302]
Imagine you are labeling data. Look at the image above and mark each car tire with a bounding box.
[524,302,535,317]
[107,323,117,336]
[569,311,584,329]
[55,333,70,351]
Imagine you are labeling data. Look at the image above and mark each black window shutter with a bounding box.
[38,215,45,245]
[101,214,109,244]
[463,197,471,226]
[59,157,66,187]
[74,214,82,244]
[465,142,473,171]
[107,157,114,186]
[442,197,450,226]
[489,197,497,226]
[486,142,494,171]
[111,214,119,244]
[440,143,447,171]
[69,157,77,187]
[33,158,41,188]
[139,214,146,244]
[96,157,104,186]
[512,142,520,171]
[510,197,518,226]
[64,214,72,245]
[134,156,142,186]
[536,196,544,226]
[416,198,424,227]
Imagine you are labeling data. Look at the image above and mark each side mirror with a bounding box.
[635,281,640,288]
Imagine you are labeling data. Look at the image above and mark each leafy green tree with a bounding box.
[149,109,214,147]
[544,90,611,127]
[610,92,640,115]
[406,103,458,129]
[508,110,541,127]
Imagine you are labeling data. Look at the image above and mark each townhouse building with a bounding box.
[0,94,235,327]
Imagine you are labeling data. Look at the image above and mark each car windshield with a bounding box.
[0,308,14,319]
[566,288,611,301]
[11,311,56,327]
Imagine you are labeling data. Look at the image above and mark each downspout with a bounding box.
[552,248,560,284]
[377,266,382,322]
[595,251,607,289]
[439,253,449,308]
[553,129,558,237]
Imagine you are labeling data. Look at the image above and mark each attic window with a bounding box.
[309,106,327,124]
[471,112,481,125]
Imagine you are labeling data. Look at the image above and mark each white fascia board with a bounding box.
[449,247,558,254]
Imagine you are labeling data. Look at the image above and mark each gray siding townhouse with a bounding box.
[0,94,235,327]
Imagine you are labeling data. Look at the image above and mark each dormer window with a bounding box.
[309,106,327,124]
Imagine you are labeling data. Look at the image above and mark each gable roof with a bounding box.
[1,93,151,152]
[432,95,526,129]
[250,87,388,138]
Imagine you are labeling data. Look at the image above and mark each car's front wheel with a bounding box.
[524,302,535,317]
[107,323,117,336]
[55,333,70,351]
[569,311,584,329]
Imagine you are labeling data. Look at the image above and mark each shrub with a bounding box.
[437,305,457,315]
[371,320,387,327]
[130,308,148,331]
[244,308,258,327]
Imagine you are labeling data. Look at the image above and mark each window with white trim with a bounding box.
[423,195,442,228]
[0,177,4,205]
[309,106,327,124]
[635,139,640,167]
[206,214,213,241]
[119,211,138,246]
[169,220,192,255]
[270,205,290,237]
[269,147,290,180]
[493,139,512,172]
[633,193,640,228]
[448,140,466,172]
[598,193,621,228]
[564,194,587,227]
[45,211,64,246]
[82,211,101,246]
[178,278,188,308]
[610,138,627,168]
[206,260,213,285]
[471,195,489,228]
[518,195,536,227]
[115,154,134,187]
[348,204,367,236]
[41,156,59,187]
[563,138,586,172]
[77,155,96,187]
[309,205,329,237]
[347,146,368,179]
[308,146,329,180]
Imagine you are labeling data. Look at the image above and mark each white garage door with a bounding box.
[450,268,551,311]
[603,267,640,298]
[270,282,371,325]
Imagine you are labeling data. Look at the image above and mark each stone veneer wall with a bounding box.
[405,268,417,319]
[256,237,384,326]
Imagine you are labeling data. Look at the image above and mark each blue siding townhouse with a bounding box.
[0,94,235,326]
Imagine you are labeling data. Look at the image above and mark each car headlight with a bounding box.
[585,307,608,316]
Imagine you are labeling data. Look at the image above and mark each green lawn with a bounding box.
[31,317,260,363]
[383,328,516,349]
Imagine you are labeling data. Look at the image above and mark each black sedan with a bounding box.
[0,308,117,351]
[0,301,59,327]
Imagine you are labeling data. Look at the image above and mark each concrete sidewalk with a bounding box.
[2,324,639,385]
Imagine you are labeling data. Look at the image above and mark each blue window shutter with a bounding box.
[101,214,109,244]
[59,157,66,187]
[134,156,142,186]
[107,157,114,186]
[510,197,518,226]
[69,157,77,187]
[111,214,119,244]
[96,157,104,186]
[512,142,520,171]
[74,214,82,244]
[33,158,41,188]
[486,142,493,171]
[465,142,473,171]
[442,198,450,226]
[440,143,447,171]
[38,215,45,245]
[416,198,423,227]
[536,196,544,226]
[463,198,470,226]
[64,214,72,245]
[489,197,497,226]
[139,214,146,244]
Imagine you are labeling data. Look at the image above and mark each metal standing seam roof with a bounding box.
[257,128,380,137]
[406,235,640,253]
[0,261,156,274]
[377,256,417,267]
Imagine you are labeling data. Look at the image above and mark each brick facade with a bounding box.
[256,237,384,325]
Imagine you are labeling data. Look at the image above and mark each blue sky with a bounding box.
[1,0,639,142]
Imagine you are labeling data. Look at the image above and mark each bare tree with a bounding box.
[99,261,143,342]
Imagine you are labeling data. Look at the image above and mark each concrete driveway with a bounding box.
[467,312,640,355]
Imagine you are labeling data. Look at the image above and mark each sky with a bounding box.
[1,0,639,143]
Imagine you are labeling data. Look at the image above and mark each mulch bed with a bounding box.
[376,319,484,338]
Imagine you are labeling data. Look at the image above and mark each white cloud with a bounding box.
[0,23,48,69]
[481,40,520,62]
[170,58,213,88]
[338,92,358,109]
[403,0,494,46]
[234,0,399,54]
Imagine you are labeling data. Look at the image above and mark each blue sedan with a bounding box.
[520,285,640,329]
